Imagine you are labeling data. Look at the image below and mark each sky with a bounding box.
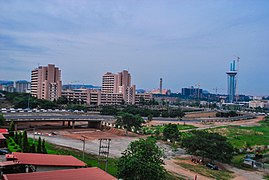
[0,0,269,96]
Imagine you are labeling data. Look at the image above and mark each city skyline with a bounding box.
[1,0,269,96]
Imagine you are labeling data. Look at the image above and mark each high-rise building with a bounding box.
[31,64,62,101]
[101,72,119,94]
[15,80,31,93]
[101,70,136,104]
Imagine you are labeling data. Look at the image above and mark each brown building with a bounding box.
[31,64,62,101]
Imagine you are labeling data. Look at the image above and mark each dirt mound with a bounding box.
[107,127,138,137]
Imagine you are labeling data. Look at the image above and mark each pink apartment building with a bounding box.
[31,64,62,101]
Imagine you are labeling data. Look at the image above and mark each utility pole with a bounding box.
[27,93,31,109]
[33,127,36,141]
[98,138,111,172]
[80,135,87,161]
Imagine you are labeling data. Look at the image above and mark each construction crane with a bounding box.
[213,87,224,94]
[194,83,201,99]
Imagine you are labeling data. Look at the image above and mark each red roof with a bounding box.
[0,161,19,167]
[12,152,86,167]
[0,129,9,135]
[3,167,116,180]
[0,133,6,140]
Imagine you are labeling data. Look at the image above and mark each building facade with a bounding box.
[15,80,31,93]
[101,70,136,104]
[31,64,62,101]
[62,89,101,106]
[62,70,151,106]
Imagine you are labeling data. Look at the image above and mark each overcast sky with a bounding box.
[0,0,268,95]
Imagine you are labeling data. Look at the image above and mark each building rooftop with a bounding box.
[0,133,6,140]
[0,129,9,135]
[3,167,116,180]
[0,161,19,167]
[12,152,86,167]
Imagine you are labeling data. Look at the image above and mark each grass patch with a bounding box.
[177,162,234,180]
[6,138,21,152]
[45,142,118,177]
[142,124,197,135]
[207,121,269,149]
[231,154,245,168]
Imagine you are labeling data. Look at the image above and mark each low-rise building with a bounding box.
[135,93,153,104]
[62,89,101,106]
[249,100,269,109]
[7,152,86,172]
[3,167,116,180]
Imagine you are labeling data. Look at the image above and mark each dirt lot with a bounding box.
[24,115,266,179]
[185,112,217,118]
[28,128,139,157]
[148,116,265,129]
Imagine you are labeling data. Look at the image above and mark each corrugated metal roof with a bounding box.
[0,129,9,135]
[3,167,116,180]
[0,161,19,167]
[12,152,86,167]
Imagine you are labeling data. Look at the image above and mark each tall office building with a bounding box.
[31,64,62,101]
[101,70,136,104]
[15,80,31,93]
[102,72,119,93]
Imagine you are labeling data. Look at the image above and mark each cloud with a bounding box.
[0,0,269,95]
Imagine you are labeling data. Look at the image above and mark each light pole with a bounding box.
[27,93,31,109]
[80,135,87,161]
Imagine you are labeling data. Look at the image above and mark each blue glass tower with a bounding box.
[226,60,237,103]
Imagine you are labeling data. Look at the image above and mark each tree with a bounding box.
[42,139,47,154]
[9,121,15,137]
[117,138,167,180]
[182,131,234,162]
[22,131,29,152]
[30,144,36,153]
[147,114,153,121]
[18,132,22,147]
[37,137,42,153]
[163,124,180,142]
[100,105,118,115]
[0,113,5,127]
[116,113,144,134]
[14,131,19,144]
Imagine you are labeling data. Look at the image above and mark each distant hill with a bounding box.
[0,80,14,85]
[62,84,101,90]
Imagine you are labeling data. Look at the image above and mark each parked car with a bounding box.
[206,163,219,170]
[0,149,9,155]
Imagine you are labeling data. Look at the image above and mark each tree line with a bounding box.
[216,111,239,118]
[2,91,87,111]
[9,121,47,153]
[101,105,185,118]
